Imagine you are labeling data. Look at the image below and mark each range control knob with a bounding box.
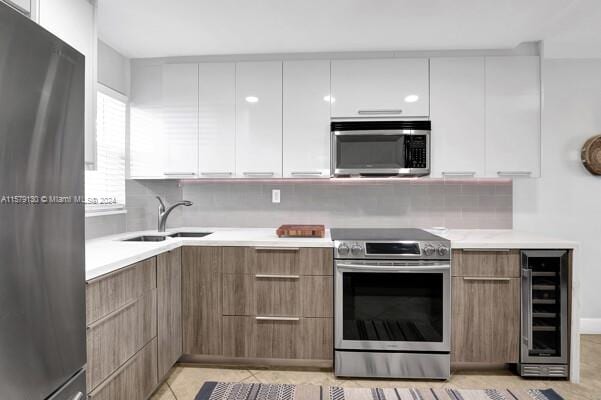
[438,246,449,257]
[337,244,350,256]
[423,244,435,256]
[350,244,363,256]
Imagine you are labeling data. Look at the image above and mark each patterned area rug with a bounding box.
[195,382,565,400]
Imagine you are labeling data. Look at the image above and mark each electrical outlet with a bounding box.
[272,189,280,203]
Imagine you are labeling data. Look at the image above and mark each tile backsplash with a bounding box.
[85,179,512,239]
[180,179,512,229]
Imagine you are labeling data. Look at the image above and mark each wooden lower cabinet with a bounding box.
[86,290,157,391]
[87,251,183,399]
[222,316,333,360]
[183,246,334,366]
[157,248,182,380]
[451,249,521,363]
[88,339,158,400]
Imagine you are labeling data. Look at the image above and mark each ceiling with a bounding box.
[97,0,601,59]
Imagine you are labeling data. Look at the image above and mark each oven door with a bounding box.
[335,260,450,353]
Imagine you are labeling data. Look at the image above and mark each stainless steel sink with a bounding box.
[168,232,213,238]
[122,235,167,242]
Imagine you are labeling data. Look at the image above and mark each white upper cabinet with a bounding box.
[197,63,236,178]
[161,63,199,178]
[485,56,541,178]
[331,58,429,118]
[129,64,165,178]
[283,60,331,178]
[38,0,97,166]
[235,61,283,178]
[430,57,486,178]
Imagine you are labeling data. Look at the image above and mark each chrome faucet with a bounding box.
[156,196,193,232]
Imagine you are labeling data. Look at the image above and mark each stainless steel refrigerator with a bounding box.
[0,3,86,399]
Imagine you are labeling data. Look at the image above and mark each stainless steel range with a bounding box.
[332,228,451,379]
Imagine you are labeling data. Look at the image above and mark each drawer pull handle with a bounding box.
[243,172,275,177]
[497,171,532,177]
[357,109,403,115]
[87,297,139,329]
[442,171,476,177]
[255,316,300,321]
[255,274,300,279]
[254,247,300,252]
[463,277,512,282]
[200,172,233,177]
[164,172,196,176]
[462,249,511,252]
[290,171,323,177]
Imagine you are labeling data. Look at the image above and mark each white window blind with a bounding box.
[85,89,127,210]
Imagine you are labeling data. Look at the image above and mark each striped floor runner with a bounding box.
[195,382,565,400]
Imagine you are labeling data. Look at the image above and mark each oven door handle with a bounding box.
[336,263,450,273]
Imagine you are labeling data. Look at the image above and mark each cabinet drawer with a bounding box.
[222,316,332,360]
[452,250,520,277]
[88,338,158,400]
[222,247,332,275]
[86,290,157,392]
[222,275,332,318]
[87,257,156,324]
[451,277,520,363]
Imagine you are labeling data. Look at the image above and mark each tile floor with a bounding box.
[152,335,601,400]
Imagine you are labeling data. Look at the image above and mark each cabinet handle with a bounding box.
[200,172,233,177]
[290,171,323,177]
[255,274,300,279]
[442,171,476,177]
[71,393,84,400]
[463,277,512,282]
[357,109,403,115]
[243,172,275,177]
[255,316,300,321]
[462,249,510,252]
[254,247,299,251]
[87,297,139,329]
[164,172,196,176]
[497,171,532,177]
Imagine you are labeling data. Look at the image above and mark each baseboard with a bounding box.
[580,318,601,334]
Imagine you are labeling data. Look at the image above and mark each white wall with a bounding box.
[514,58,601,332]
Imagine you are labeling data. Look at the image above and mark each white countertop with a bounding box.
[85,227,578,281]
[85,227,332,280]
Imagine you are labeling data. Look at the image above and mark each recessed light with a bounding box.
[323,95,335,103]
[404,94,419,103]
[245,96,259,103]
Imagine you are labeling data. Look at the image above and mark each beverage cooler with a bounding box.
[520,250,569,378]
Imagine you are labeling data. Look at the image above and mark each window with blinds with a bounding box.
[85,89,127,210]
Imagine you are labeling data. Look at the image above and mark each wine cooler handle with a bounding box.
[523,268,534,351]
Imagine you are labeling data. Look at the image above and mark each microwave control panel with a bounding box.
[405,135,428,169]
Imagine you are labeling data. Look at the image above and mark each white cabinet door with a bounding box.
[235,61,282,178]
[198,63,236,178]
[331,58,429,118]
[485,56,541,178]
[283,60,331,178]
[38,0,96,166]
[161,63,199,178]
[430,57,485,178]
[129,64,165,178]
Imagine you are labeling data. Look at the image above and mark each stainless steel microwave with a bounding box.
[331,121,431,177]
